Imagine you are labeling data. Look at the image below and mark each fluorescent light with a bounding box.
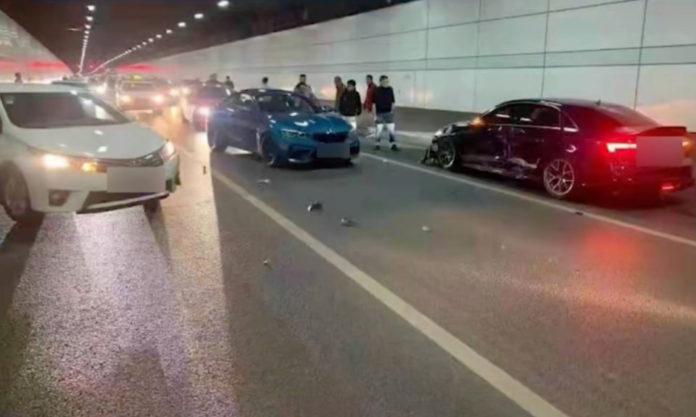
[86,16,93,22]
[156,34,162,39]
[85,24,91,29]
[148,38,154,43]
[194,13,204,19]
[178,21,186,28]
[87,5,96,12]
[166,29,173,34]
[218,0,230,8]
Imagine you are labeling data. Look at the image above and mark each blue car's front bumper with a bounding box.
[273,131,360,164]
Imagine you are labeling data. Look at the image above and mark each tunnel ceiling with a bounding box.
[1,0,413,73]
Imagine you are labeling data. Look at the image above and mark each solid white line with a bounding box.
[178,147,569,417]
[362,152,696,250]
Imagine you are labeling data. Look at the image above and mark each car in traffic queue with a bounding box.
[427,98,694,200]
[0,83,180,224]
[115,80,169,113]
[207,89,360,166]
[180,84,231,131]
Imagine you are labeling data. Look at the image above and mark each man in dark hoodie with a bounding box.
[338,79,362,130]
[373,75,397,151]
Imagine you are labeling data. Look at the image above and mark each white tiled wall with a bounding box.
[148,0,696,130]
[0,10,68,82]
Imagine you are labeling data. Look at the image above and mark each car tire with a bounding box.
[143,199,161,213]
[1,166,44,225]
[542,158,579,200]
[437,137,459,171]
[207,129,226,153]
[261,134,285,168]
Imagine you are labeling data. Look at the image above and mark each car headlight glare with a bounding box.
[170,88,180,97]
[159,141,176,161]
[197,107,211,116]
[182,87,191,95]
[153,94,165,104]
[120,94,132,103]
[80,161,99,173]
[42,154,70,169]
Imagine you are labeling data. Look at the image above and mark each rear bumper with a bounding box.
[587,165,695,191]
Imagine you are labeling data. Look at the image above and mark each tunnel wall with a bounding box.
[0,9,69,82]
[149,0,696,130]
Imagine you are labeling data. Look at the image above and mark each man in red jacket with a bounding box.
[363,74,376,136]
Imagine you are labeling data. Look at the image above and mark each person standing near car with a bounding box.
[338,79,362,130]
[334,76,346,110]
[373,75,397,151]
[294,74,311,96]
[261,76,269,88]
[224,76,235,91]
[14,72,23,84]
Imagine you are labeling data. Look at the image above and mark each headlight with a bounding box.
[120,94,132,103]
[170,88,180,97]
[196,107,211,116]
[42,154,70,169]
[153,94,165,104]
[281,129,310,139]
[95,84,107,95]
[159,141,176,161]
[41,153,100,173]
[182,87,191,95]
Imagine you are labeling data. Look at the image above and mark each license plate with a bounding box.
[636,136,684,168]
[316,143,350,159]
[107,167,166,193]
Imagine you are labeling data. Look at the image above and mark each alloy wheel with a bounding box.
[543,159,576,198]
[4,174,29,218]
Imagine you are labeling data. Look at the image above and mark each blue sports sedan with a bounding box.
[207,89,360,166]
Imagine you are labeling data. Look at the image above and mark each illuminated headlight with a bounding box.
[281,129,310,140]
[41,154,100,173]
[120,94,132,103]
[182,87,191,95]
[196,107,211,116]
[95,84,107,94]
[170,88,180,97]
[159,141,177,161]
[153,94,165,104]
[42,154,71,169]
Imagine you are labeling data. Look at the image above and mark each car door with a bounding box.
[506,104,561,177]
[462,105,513,169]
[234,94,263,151]
[213,93,257,150]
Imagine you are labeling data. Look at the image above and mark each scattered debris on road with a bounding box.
[340,217,355,227]
[421,225,431,233]
[263,259,271,267]
[203,165,207,175]
[307,202,323,212]
[257,178,271,184]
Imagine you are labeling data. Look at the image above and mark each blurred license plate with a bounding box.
[636,136,684,167]
[316,143,349,159]
[107,167,166,193]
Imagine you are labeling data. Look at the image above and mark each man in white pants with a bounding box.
[373,75,398,151]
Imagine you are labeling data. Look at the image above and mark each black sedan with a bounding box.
[427,99,694,200]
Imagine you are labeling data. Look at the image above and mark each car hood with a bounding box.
[16,122,166,159]
[269,112,351,133]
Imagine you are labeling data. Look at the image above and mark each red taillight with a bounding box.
[605,142,637,153]
[661,183,676,192]
[683,138,693,156]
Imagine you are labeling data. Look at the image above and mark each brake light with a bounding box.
[683,138,693,156]
[661,183,676,192]
[605,142,637,153]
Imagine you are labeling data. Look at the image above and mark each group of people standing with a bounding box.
[293,73,398,151]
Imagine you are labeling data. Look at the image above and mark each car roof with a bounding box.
[0,83,88,93]
[241,88,294,95]
[496,98,622,110]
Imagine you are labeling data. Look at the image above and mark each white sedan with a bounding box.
[0,83,180,224]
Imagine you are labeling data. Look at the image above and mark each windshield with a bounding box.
[195,86,230,99]
[256,92,316,114]
[120,82,155,92]
[0,92,129,128]
[598,104,657,127]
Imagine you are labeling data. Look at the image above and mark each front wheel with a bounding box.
[207,128,226,153]
[1,167,43,225]
[542,158,578,200]
[260,134,285,168]
[437,137,459,171]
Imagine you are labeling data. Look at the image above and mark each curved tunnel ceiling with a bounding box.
[1,0,414,72]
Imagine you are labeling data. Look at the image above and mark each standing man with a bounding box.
[13,72,23,84]
[338,79,361,130]
[363,74,376,136]
[373,75,397,151]
[261,76,269,88]
[334,76,346,110]
[224,76,235,90]
[293,74,316,103]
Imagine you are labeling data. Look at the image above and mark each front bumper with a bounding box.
[278,133,361,164]
[19,154,181,214]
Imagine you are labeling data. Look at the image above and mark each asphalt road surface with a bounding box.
[2,107,696,417]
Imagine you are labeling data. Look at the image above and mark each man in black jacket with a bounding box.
[338,79,362,130]
[373,75,397,151]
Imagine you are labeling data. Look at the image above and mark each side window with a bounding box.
[508,104,536,125]
[562,113,579,132]
[223,93,256,111]
[529,105,560,128]
[482,105,513,124]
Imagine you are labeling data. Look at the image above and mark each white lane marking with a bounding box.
[362,152,696,250]
[177,147,569,417]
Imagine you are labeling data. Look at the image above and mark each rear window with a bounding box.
[596,104,656,128]
[0,92,129,128]
[121,82,155,92]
